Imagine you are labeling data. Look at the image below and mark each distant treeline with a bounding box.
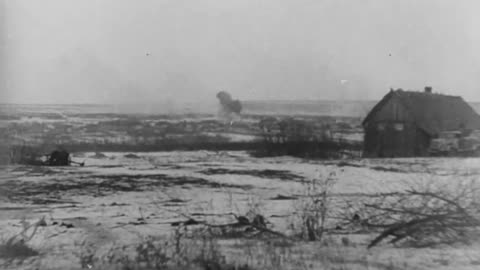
[3,139,362,165]
[252,140,362,159]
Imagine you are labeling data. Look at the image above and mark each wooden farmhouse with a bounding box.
[362,87,480,157]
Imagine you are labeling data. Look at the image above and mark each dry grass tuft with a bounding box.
[0,217,43,267]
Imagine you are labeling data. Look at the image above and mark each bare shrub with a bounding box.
[0,217,43,267]
[0,238,38,259]
[256,117,351,158]
[7,145,43,165]
[78,237,170,270]
[362,178,480,248]
[77,227,248,270]
[77,240,97,269]
[295,170,337,241]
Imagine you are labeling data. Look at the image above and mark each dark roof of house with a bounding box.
[363,89,480,136]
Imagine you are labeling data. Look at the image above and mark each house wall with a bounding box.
[363,96,430,157]
[414,129,431,156]
[363,122,419,157]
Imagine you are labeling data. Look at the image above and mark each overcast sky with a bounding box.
[2,0,480,104]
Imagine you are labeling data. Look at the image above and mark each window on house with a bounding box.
[394,123,404,131]
[377,123,386,131]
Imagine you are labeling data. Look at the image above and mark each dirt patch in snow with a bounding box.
[2,173,253,204]
[269,194,298,200]
[123,153,141,159]
[199,168,305,181]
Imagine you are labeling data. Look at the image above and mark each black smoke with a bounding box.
[216,91,242,114]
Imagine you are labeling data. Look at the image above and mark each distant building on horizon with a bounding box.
[362,87,480,157]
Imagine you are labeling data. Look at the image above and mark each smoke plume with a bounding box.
[216,91,242,123]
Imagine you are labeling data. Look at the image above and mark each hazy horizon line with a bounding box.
[3,98,480,106]
[0,99,378,106]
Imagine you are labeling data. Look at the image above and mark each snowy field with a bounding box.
[1,151,480,269]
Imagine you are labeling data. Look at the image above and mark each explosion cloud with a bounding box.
[216,91,242,123]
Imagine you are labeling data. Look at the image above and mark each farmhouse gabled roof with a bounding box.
[363,89,480,136]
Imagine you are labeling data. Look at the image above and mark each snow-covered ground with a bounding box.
[1,152,480,269]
